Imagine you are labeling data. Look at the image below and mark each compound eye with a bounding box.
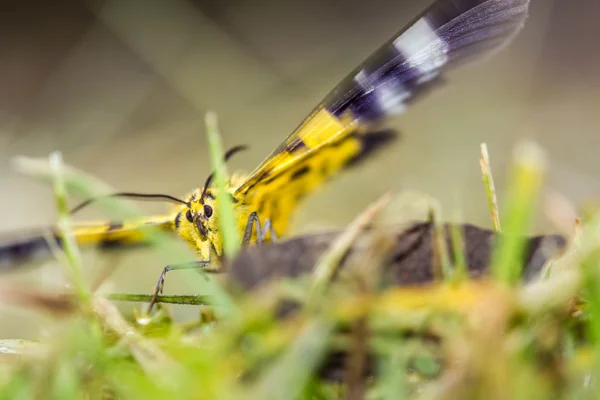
[203,204,213,218]
[185,209,194,223]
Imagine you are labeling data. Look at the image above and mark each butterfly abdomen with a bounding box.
[0,235,55,271]
[0,217,174,270]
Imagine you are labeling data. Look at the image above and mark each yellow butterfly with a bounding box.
[0,0,530,311]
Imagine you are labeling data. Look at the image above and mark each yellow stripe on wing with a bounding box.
[235,107,357,195]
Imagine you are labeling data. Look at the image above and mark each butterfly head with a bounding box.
[174,145,248,261]
[175,187,221,261]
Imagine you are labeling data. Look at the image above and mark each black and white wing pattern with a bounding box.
[323,0,530,121]
[236,0,530,195]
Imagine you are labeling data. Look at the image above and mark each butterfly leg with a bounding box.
[147,260,209,313]
[242,211,278,246]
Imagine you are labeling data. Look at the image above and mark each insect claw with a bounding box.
[242,212,277,246]
[147,265,171,313]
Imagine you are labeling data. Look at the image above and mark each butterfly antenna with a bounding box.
[200,144,248,201]
[70,193,190,215]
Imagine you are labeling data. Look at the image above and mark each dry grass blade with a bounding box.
[0,281,75,316]
[480,143,501,232]
[0,339,48,358]
[344,230,396,399]
[310,193,392,302]
[429,210,452,280]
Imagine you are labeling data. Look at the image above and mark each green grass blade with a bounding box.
[246,319,332,400]
[107,293,211,306]
[205,111,241,259]
[379,340,407,400]
[492,141,546,285]
[49,151,90,306]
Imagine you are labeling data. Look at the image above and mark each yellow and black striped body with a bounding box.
[0,217,175,270]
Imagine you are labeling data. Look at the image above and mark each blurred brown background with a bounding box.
[0,0,599,337]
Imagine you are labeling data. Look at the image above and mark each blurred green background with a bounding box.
[0,0,599,337]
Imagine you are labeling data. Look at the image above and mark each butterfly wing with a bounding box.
[235,0,530,196]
